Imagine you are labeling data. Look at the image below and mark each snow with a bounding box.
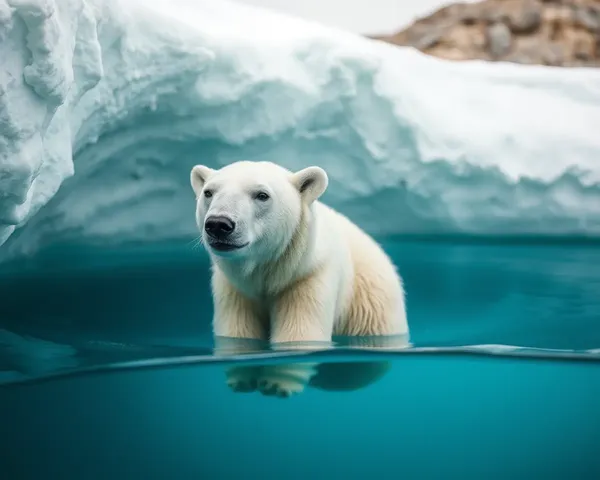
[1,0,600,264]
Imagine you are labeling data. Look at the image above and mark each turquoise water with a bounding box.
[1,239,599,478]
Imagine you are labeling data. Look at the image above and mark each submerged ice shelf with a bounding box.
[1,0,600,264]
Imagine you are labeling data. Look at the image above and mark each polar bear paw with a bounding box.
[257,363,317,398]
[225,366,261,393]
[257,376,304,398]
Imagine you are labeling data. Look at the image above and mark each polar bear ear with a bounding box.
[291,166,328,204]
[190,165,215,196]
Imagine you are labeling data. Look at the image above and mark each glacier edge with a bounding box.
[1,0,600,264]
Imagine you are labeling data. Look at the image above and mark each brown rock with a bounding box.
[487,22,513,56]
[572,6,600,31]
[504,51,537,63]
[413,29,446,50]
[369,0,600,68]
[542,42,566,64]
[507,0,542,33]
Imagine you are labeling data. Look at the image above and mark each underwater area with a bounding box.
[1,238,599,479]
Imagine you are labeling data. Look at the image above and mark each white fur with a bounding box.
[190,160,409,396]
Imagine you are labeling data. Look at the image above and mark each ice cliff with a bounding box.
[1,0,600,264]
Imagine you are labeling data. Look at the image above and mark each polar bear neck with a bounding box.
[213,203,321,298]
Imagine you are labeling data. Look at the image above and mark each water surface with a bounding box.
[1,239,599,478]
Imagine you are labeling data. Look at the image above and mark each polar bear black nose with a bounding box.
[205,215,236,240]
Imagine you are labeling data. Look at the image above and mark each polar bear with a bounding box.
[190,160,409,397]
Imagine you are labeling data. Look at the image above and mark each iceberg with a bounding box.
[2,0,600,265]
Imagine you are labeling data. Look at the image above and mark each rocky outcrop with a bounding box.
[371,0,600,67]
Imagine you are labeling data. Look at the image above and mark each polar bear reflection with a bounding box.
[213,335,409,397]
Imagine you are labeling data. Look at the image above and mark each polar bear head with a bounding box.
[190,160,328,260]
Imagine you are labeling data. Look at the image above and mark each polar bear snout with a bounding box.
[205,215,236,240]
[202,213,249,255]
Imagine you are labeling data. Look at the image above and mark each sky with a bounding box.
[236,0,464,35]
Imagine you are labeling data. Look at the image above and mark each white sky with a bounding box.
[236,0,465,35]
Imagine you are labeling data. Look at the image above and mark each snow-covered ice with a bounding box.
[1,0,600,264]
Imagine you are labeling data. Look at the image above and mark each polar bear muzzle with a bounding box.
[204,215,236,240]
[204,215,249,252]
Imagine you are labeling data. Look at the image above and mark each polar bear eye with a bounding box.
[254,191,270,202]
[203,189,213,198]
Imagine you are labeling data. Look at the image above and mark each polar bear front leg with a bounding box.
[258,271,335,397]
[269,269,335,345]
[212,270,267,341]
[212,272,267,393]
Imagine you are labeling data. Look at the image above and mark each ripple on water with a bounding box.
[1,329,599,387]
